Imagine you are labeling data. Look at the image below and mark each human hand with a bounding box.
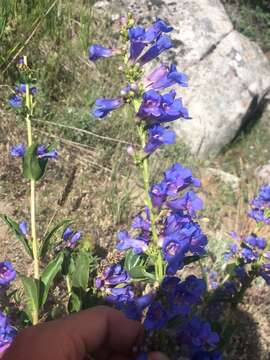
[2,306,168,360]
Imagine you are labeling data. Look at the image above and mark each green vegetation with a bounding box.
[222,0,270,51]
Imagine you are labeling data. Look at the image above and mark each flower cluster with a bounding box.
[0,262,16,287]
[220,186,270,304]
[0,312,17,355]
[248,185,270,224]
[89,18,188,155]
[9,83,37,109]
[117,163,206,275]
[91,17,222,359]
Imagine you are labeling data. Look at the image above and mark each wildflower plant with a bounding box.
[0,56,97,354]
[1,14,270,360]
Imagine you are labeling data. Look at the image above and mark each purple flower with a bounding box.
[144,63,188,91]
[138,35,172,66]
[162,221,207,274]
[138,90,189,124]
[19,220,28,237]
[164,163,200,196]
[15,84,37,95]
[128,26,147,60]
[116,230,148,254]
[144,18,173,43]
[248,185,270,224]
[10,144,26,157]
[8,94,22,108]
[224,243,238,261]
[162,230,191,274]
[166,191,204,218]
[0,312,17,355]
[144,301,168,329]
[138,90,162,118]
[166,276,206,318]
[88,44,116,61]
[96,264,134,304]
[135,352,148,360]
[150,181,168,207]
[106,285,134,303]
[128,19,173,61]
[0,262,16,286]
[120,293,153,321]
[163,212,190,235]
[131,210,150,232]
[36,145,58,159]
[260,264,270,285]
[91,97,123,118]
[244,235,266,250]
[96,264,129,288]
[62,227,81,249]
[179,316,220,348]
[144,125,176,153]
[241,248,258,263]
[186,222,207,255]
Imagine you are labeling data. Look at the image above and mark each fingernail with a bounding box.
[148,351,170,360]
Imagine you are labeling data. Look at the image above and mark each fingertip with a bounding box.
[148,351,170,360]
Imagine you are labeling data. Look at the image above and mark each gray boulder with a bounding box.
[95,0,270,157]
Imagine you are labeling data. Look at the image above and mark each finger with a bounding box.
[68,306,144,355]
[3,306,143,360]
[149,352,169,360]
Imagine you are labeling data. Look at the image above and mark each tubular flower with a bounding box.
[144,125,176,153]
[91,98,123,118]
[144,63,188,91]
[0,262,16,286]
[36,145,58,159]
[0,312,17,354]
[88,44,117,61]
[138,89,189,123]
[10,144,26,157]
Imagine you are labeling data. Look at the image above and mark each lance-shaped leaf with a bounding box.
[20,275,40,324]
[39,219,73,259]
[128,266,156,282]
[124,249,142,271]
[22,143,48,181]
[0,214,33,258]
[72,250,90,290]
[40,252,64,306]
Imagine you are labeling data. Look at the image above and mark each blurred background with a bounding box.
[0,1,270,358]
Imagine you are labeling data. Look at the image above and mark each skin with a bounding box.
[2,306,168,360]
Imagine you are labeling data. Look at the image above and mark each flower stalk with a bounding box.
[24,56,39,324]
[138,124,164,282]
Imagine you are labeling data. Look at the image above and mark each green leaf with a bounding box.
[128,266,156,282]
[72,250,90,290]
[0,214,33,258]
[39,219,73,258]
[40,252,64,306]
[20,275,40,323]
[68,290,82,313]
[133,97,142,113]
[124,250,141,271]
[22,143,48,181]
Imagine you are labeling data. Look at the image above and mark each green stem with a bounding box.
[137,124,164,282]
[66,275,72,296]
[24,56,39,324]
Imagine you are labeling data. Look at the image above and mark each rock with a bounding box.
[204,167,240,191]
[255,164,270,184]
[94,0,270,158]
